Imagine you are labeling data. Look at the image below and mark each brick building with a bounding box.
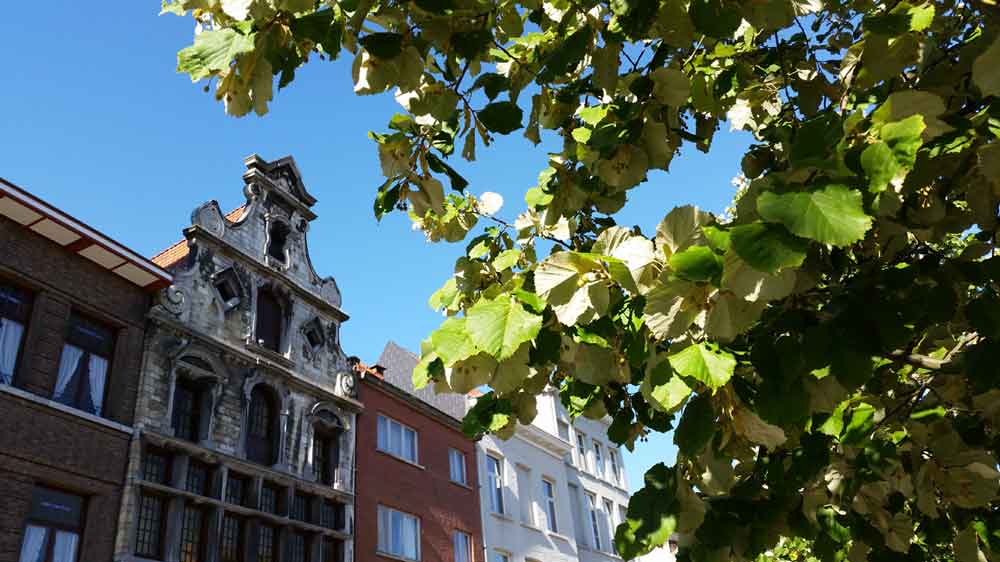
[353,363,482,562]
[0,179,171,562]
[113,155,360,562]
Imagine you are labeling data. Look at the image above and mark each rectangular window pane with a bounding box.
[0,316,26,386]
[257,525,276,562]
[487,456,504,514]
[593,442,604,477]
[576,435,588,471]
[226,474,245,506]
[52,530,79,562]
[557,420,570,440]
[17,525,47,562]
[292,493,309,522]
[260,484,278,515]
[378,506,419,561]
[180,504,204,562]
[220,515,243,562]
[135,493,164,558]
[377,416,387,451]
[587,493,602,551]
[543,480,558,532]
[55,313,113,417]
[449,449,466,484]
[390,421,402,456]
[453,531,471,562]
[403,428,417,462]
[289,532,308,562]
[143,449,171,484]
[604,499,615,551]
[186,462,210,496]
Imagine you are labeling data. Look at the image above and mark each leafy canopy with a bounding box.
[164,0,1000,560]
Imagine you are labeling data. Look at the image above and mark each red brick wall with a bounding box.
[0,214,151,562]
[356,378,483,562]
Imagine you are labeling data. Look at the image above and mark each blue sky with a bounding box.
[0,2,749,492]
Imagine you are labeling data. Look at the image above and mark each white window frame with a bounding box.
[542,478,558,533]
[377,505,421,561]
[377,414,419,464]
[449,448,467,485]
[492,550,511,562]
[608,449,621,486]
[593,440,605,478]
[603,498,616,551]
[453,530,472,562]
[486,454,505,514]
[576,433,589,472]
[587,492,602,551]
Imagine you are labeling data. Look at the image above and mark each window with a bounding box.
[256,288,283,352]
[213,268,242,309]
[257,525,277,562]
[179,504,205,562]
[322,538,343,562]
[185,461,210,496]
[304,318,325,351]
[292,492,310,522]
[618,505,628,528]
[376,415,418,463]
[172,378,204,442]
[377,506,420,561]
[225,474,247,506]
[267,221,290,263]
[587,493,602,551]
[313,412,342,485]
[289,532,309,562]
[448,449,467,485]
[542,479,558,532]
[321,500,344,530]
[17,487,84,562]
[515,465,533,524]
[603,498,615,550]
[453,531,472,562]
[492,551,510,562]
[593,441,605,478]
[568,484,585,542]
[0,282,30,385]
[260,483,280,515]
[54,313,114,416]
[486,455,504,514]
[576,434,588,471]
[557,420,570,440]
[608,450,621,486]
[247,386,278,466]
[142,448,171,485]
[135,492,165,559]
[219,515,243,562]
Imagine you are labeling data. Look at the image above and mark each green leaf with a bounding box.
[413,0,454,14]
[860,142,899,194]
[642,359,692,412]
[177,29,256,81]
[616,464,680,560]
[841,402,876,444]
[974,38,1000,97]
[674,393,716,454]
[426,153,469,192]
[730,222,808,273]
[471,73,509,101]
[668,342,736,390]
[462,392,511,436]
[757,184,872,247]
[701,225,731,253]
[669,245,723,284]
[577,105,609,126]
[513,289,545,313]
[651,68,690,107]
[465,296,543,361]
[429,317,477,365]
[450,30,493,60]
[689,0,742,38]
[359,32,404,59]
[493,249,521,271]
[478,101,523,135]
[538,27,591,82]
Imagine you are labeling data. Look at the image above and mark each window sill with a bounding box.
[489,511,514,522]
[0,383,132,434]
[375,551,420,562]
[376,449,424,470]
[578,545,622,560]
[549,531,573,543]
[521,521,544,533]
[449,480,474,491]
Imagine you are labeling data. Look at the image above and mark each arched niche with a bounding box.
[165,350,226,446]
[240,373,291,468]
[307,402,351,487]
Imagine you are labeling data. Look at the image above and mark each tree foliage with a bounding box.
[163,0,1000,559]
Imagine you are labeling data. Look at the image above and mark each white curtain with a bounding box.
[52,531,78,562]
[17,525,46,562]
[88,354,108,416]
[401,514,418,560]
[55,344,84,401]
[0,318,24,384]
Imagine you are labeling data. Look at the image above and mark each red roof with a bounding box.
[151,204,247,269]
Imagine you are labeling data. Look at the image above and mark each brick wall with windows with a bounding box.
[0,201,161,562]
[355,371,482,562]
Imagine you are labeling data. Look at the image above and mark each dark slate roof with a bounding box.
[377,341,469,420]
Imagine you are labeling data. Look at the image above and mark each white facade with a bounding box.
[475,390,632,562]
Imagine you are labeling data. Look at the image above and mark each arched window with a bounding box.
[267,222,290,263]
[247,386,278,466]
[313,411,343,485]
[256,288,283,352]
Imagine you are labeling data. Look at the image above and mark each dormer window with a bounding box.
[256,288,283,353]
[304,318,325,351]
[267,221,290,263]
[213,268,242,310]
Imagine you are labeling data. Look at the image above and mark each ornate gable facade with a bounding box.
[115,155,358,562]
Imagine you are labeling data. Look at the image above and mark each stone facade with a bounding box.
[115,155,361,562]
